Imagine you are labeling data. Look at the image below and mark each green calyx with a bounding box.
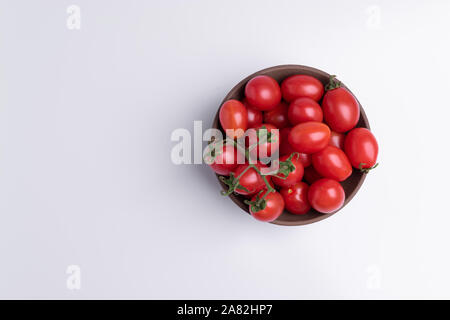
[244,189,271,213]
[324,75,342,91]
[274,152,299,180]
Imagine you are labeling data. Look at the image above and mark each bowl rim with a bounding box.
[212,64,369,226]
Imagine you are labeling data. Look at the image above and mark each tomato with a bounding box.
[322,79,360,132]
[312,146,352,181]
[281,75,324,102]
[242,98,263,128]
[344,128,379,170]
[288,121,330,154]
[263,101,289,128]
[219,99,248,139]
[279,128,295,156]
[204,141,245,176]
[245,75,281,111]
[329,131,345,149]
[247,123,280,159]
[308,179,345,214]
[288,97,323,125]
[280,182,311,215]
[233,163,271,196]
[249,190,284,222]
[303,166,322,184]
[297,152,312,168]
[272,154,304,188]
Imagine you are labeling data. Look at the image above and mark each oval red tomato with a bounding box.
[219,99,248,139]
[329,131,345,149]
[308,179,345,213]
[249,190,284,222]
[247,123,280,159]
[288,121,330,154]
[288,97,323,125]
[281,75,324,102]
[279,127,296,156]
[312,146,352,181]
[280,182,311,215]
[245,75,281,111]
[272,154,304,188]
[303,166,322,184]
[242,98,263,128]
[322,81,360,132]
[233,163,271,196]
[263,101,289,128]
[344,127,379,170]
[204,141,245,176]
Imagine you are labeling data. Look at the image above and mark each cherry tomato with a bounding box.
[242,98,263,128]
[219,99,248,139]
[281,75,324,102]
[204,141,245,176]
[280,182,311,215]
[308,179,345,214]
[322,81,360,133]
[263,101,289,128]
[288,121,331,154]
[249,190,284,222]
[279,127,296,156]
[288,97,323,125]
[344,128,379,170]
[329,131,345,149]
[245,75,281,111]
[233,163,271,196]
[297,152,311,168]
[272,154,304,188]
[312,146,352,181]
[247,123,280,159]
[303,166,322,184]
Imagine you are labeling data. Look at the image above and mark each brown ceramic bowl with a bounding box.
[212,64,369,226]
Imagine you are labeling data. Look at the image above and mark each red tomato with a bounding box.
[308,179,345,214]
[219,99,248,139]
[242,98,263,128]
[303,166,322,184]
[344,128,379,170]
[312,146,352,181]
[204,142,245,176]
[329,131,345,149]
[272,154,304,188]
[288,121,331,154]
[280,182,311,215]
[245,75,281,111]
[233,163,271,196]
[288,97,323,125]
[263,101,289,128]
[247,124,280,159]
[297,152,312,168]
[281,75,324,102]
[322,78,360,132]
[279,127,296,156]
[249,190,284,222]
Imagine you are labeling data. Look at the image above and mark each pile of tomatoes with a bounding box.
[206,73,378,223]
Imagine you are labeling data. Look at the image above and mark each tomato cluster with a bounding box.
[207,74,379,223]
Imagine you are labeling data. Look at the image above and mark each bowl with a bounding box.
[212,64,370,226]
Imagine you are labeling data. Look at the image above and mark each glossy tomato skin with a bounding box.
[279,128,296,156]
[288,97,323,125]
[242,98,263,128]
[322,87,360,133]
[312,146,352,181]
[344,128,379,169]
[288,121,331,154]
[245,75,281,111]
[329,131,345,149]
[303,166,322,184]
[248,123,280,159]
[281,75,324,102]
[250,191,284,222]
[272,154,304,188]
[280,182,311,215]
[233,163,270,196]
[263,101,289,128]
[308,179,345,214]
[219,99,248,139]
[297,152,312,168]
[206,143,245,176]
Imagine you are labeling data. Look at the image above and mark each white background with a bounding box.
[0,0,449,299]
